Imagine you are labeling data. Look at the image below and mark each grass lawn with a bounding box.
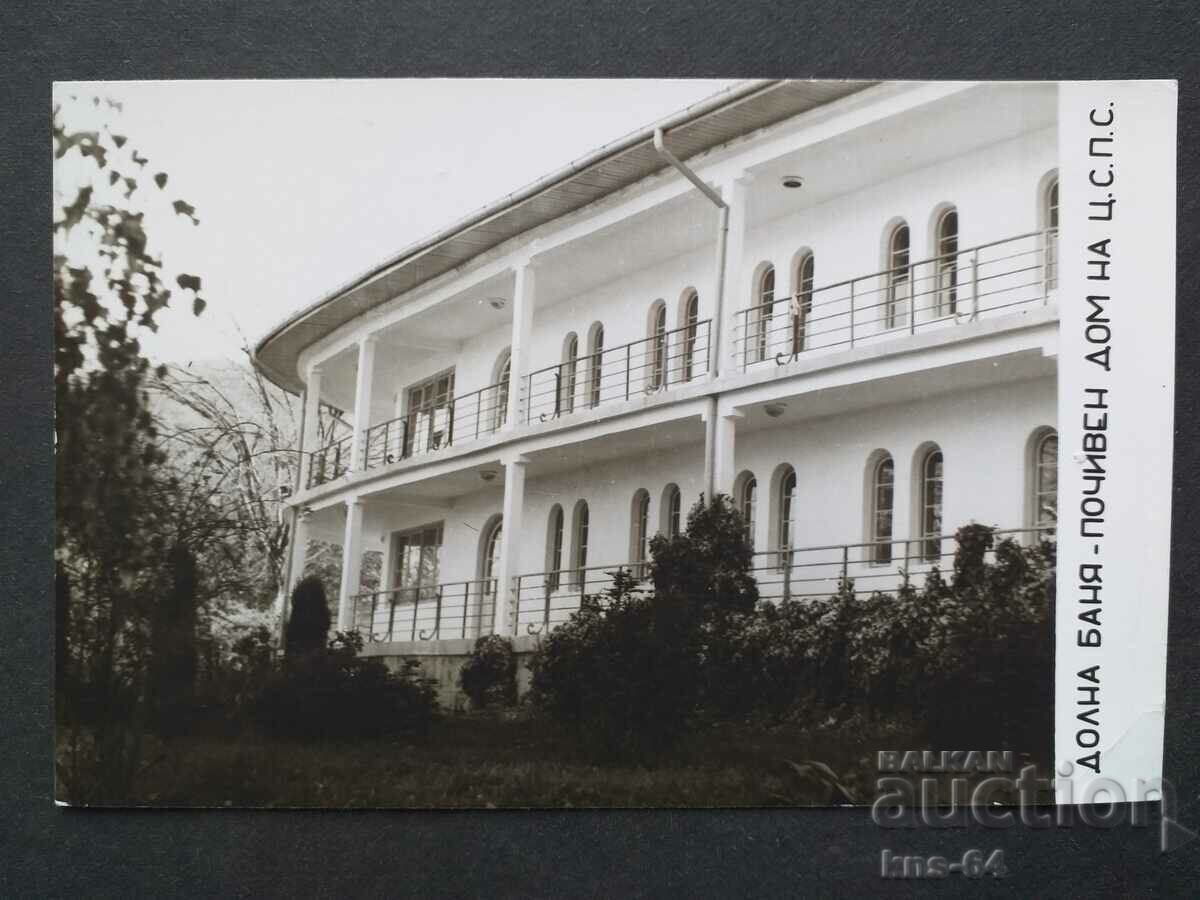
[109,711,1047,809]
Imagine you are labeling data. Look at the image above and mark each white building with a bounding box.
[254,80,1059,681]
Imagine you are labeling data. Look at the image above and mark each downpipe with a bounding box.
[654,127,728,505]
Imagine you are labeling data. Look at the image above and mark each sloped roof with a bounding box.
[253,79,874,393]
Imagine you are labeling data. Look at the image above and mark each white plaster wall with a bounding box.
[733,375,1056,554]
[739,126,1057,307]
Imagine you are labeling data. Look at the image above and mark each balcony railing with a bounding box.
[733,230,1057,370]
[511,561,644,636]
[305,433,354,489]
[362,380,508,471]
[349,579,497,643]
[749,526,1054,602]
[525,319,712,424]
[348,527,1053,645]
[508,526,1053,637]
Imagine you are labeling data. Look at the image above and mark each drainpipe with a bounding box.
[654,128,728,504]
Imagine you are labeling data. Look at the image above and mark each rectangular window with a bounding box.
[386,523,444,640]
[404,369,455,457]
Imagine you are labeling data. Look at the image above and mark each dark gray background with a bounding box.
[3,1,1198,895]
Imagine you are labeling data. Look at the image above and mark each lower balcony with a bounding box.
[349,525,1053,650]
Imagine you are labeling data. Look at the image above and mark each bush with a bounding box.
[256,631,438,740]
[285,575,330,658]
[650,493,758,615]
[530,569,699,761]
[530,512,1054,762]
[459,635,518,709]
[697,525,1055,750]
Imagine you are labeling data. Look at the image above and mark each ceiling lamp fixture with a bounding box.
[764,402,787,418]
[486,297,507,310]
[479,467,499,482]
[780,175,804,189]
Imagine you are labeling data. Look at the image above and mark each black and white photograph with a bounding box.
[52,77,1174,811]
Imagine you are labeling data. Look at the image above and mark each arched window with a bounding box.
[1044,177,1059,291]
[870,454,895,564]
[648,301,668,390]
[546,504,565,591]
[681,290,700,382]
[777,466,796,570]
[736,472,757,550]
[560,333,578,416]
[630,489,651,577]
[587,324,604,408]
[480,515,503,598]
[919,448,944,561]
[752,265,776,363]
[935,208,958,316]
[792,252,814,354]
[886,222,910,329]
[662,483,682,539]
[494,350,512,429]
[572,500,590,588]
[1031,428,1058,533]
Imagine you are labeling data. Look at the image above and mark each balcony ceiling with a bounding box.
[254,79,875,394]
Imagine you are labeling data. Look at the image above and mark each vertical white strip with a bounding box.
[1055,81,1176,802]
[350,338,377,471]
[507,260,536,428]
[493,458,528,635]
[338,497,365,631]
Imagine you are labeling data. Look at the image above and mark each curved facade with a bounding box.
[255,81,1060,661]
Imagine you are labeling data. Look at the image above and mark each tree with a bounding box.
[148,543,200,734]
[285,576,332,657]
[149,350,300,617]
[54,95,207,802]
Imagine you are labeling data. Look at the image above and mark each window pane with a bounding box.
[742,477,757,548]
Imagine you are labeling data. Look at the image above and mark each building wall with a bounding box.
[742,126,1056,305]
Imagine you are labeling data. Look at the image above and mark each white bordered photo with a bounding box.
[53,79,1175,809]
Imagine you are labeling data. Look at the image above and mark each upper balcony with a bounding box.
[301,224,1055,493]
[732,229,1057,370]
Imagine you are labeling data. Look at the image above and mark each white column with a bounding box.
[298,367,322,489]
[277,508,312,644]
[714,409,743,498]
[349,336,377,471]
[491,456,528,635]
[505,258,536,428]
[718,173,752,373]
[286,508,312,593]
[337,496,365,631]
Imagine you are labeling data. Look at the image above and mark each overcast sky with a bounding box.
[54,79,735,368]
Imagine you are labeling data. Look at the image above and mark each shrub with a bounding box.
[699,525,1055,751]
[256,632,438,740]
[459,635,518,709]
[285,575,330,658]
[529,569,698,760]
[650,493,758,616]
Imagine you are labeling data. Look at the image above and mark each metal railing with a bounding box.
[749,526,1055,603]
[733,230,1057,370]
[305,434,354,489]
[350,579,497,643]
[525,319,711,424]
[347,527,1053,644]
[511,561,647,636]
[510,526,1053,636]
[362,380,509,470]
